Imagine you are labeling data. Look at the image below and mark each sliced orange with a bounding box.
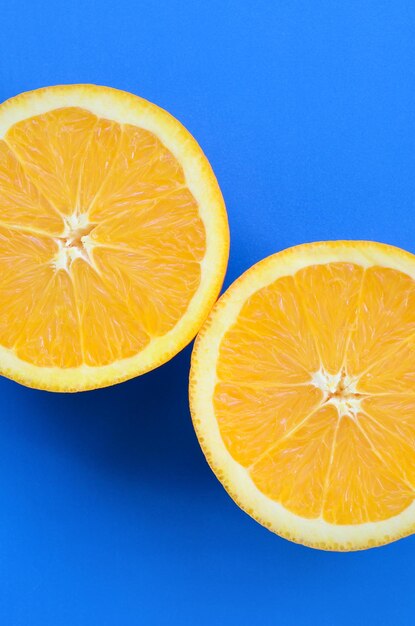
[190,241,415,550]
[0,85,228,391]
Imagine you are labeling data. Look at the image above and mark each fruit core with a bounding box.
[311,368,369,420]
[53,213,97,272]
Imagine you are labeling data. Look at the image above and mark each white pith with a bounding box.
[53,213,95,272]
[310,368,366,420]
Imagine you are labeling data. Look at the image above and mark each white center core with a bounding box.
[53,213,96,272]
[311,368,365,419]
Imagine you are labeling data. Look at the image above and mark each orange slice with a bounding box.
[190,241,415,550]
[0,85,229,391]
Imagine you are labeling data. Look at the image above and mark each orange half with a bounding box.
[190,241,415,550]
[0,85,229,390]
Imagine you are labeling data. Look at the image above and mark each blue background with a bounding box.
[1,1,415,624]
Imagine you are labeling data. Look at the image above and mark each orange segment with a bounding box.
[358,339,415,393]
[89,123,185,222]
[14,270,82,368]
[0,140,63,234]
[91,187,205,260]
[347,266,415,376]
[71,260,150,367]
[323,416,413,524]
[0,224,57,276]
[361,395,415,447]
[93,247,202,337]
[6,107,98,214]
[214,382,323,466]
[0,227,57,349]
[0,84,228,390]
[77,117,122,211]
[295,263,364,373]
[216,276,320,385]
[190,241,415,550]
[250,405,338,519]
[357,411,415,492]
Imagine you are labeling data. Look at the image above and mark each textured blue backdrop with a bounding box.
[1,1,415,624]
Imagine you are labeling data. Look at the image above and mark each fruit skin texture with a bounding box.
[189,241,415,551]
[0,84,229,392]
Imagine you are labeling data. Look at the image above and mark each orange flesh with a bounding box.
[214,262,415,524]
[0,107,205,367]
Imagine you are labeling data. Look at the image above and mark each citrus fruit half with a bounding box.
[190,241,415,550]
[0,85,228,391]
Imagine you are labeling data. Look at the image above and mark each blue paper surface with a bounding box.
[1,1,415,624]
